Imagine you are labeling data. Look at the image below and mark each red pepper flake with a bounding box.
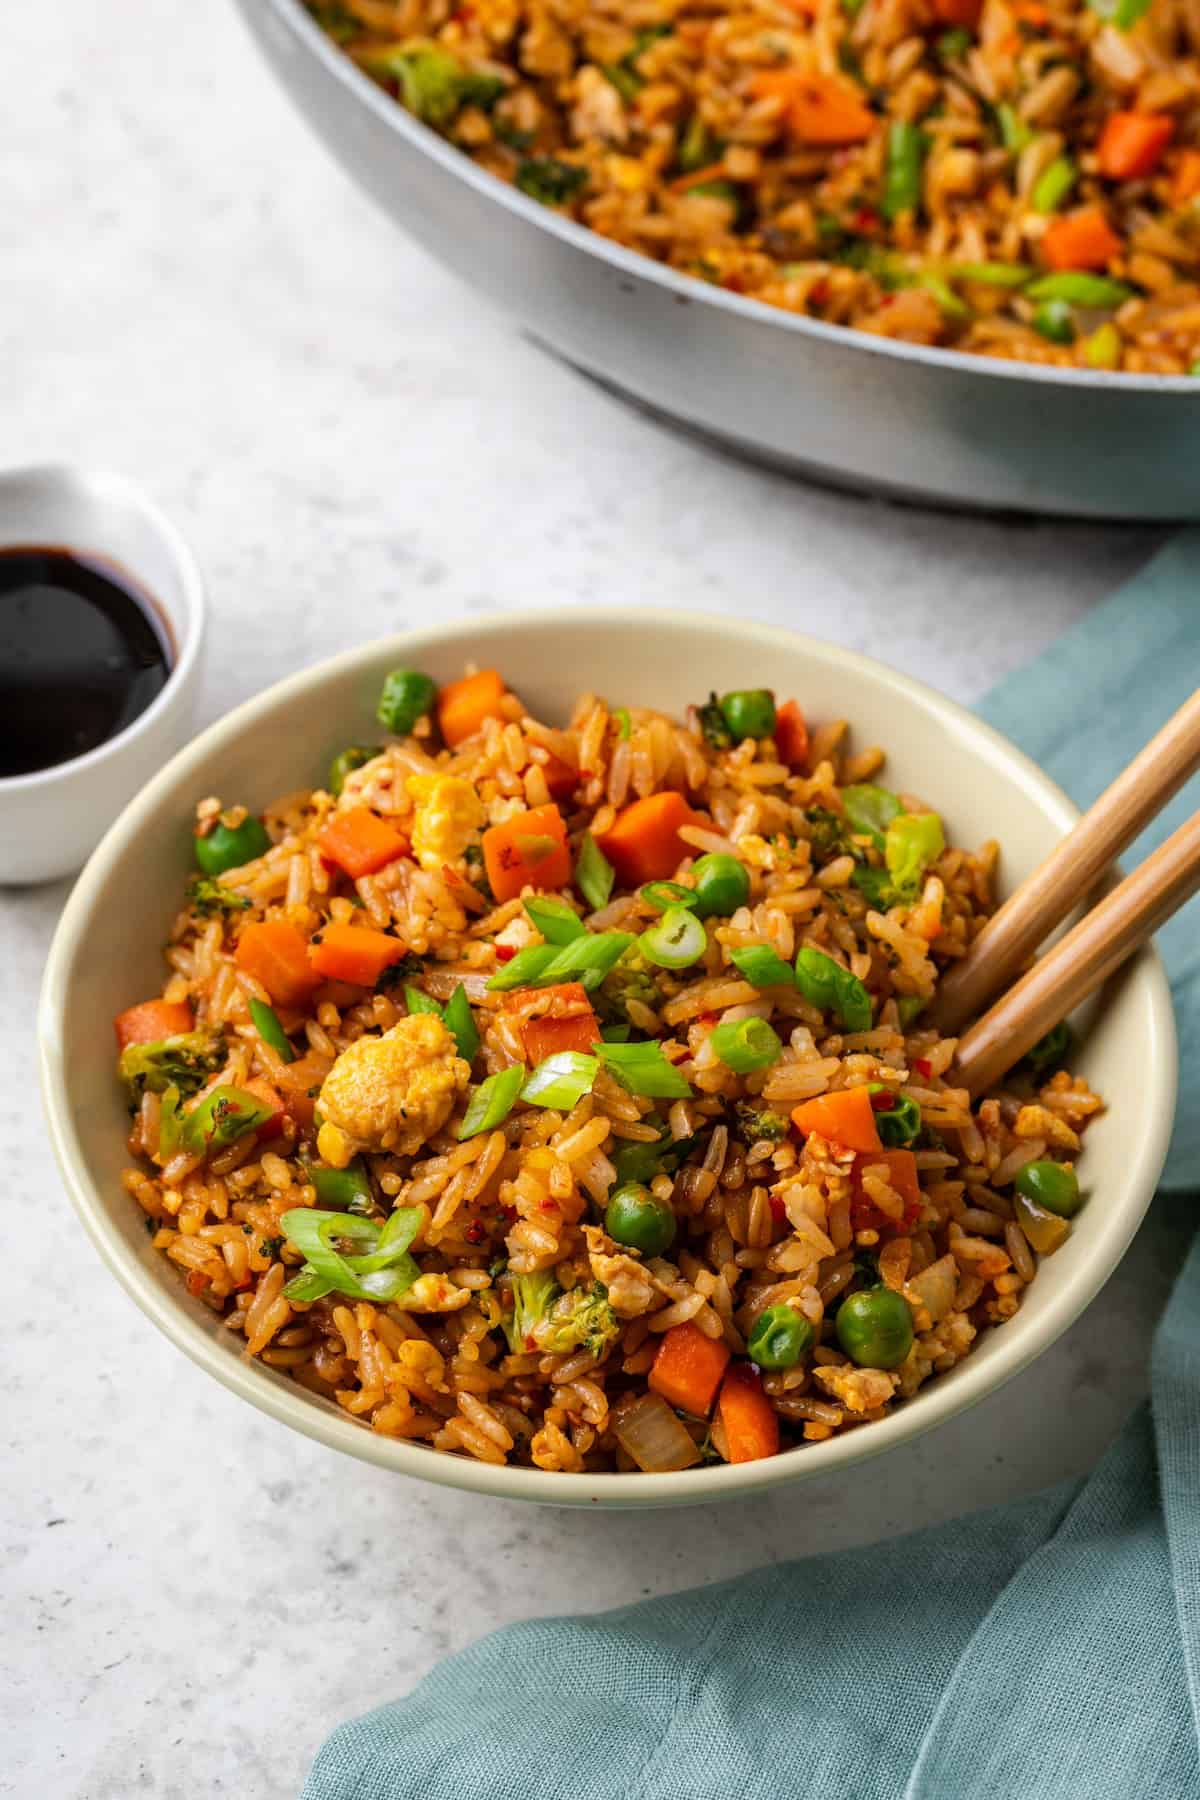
[185,1270,209,1297]
[501,1204,518,1221]
[442,863,462,887]
[852,206,880,234]
[768,1194,787,1223]
[869,1089,897,1112]
[914,1057,933,1079]
[539,1199,556,1212]
[524,1333,538,1352]
[465,1220,485,1244]
[495,944,517,963]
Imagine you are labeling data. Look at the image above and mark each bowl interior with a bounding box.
[39,610,1175,1507]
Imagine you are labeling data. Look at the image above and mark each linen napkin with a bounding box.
[305,535,1200,1800]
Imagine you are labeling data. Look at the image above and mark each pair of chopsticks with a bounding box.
[927,689,1200,1096]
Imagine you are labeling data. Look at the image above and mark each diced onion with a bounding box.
[613,1392,702,1472]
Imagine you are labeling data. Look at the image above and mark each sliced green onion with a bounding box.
[640,880,697,913]
[443,984,480,1063]
[597,1040,692,1098]
[248,998,294,1064]
[576,832,615,912]
[709,1016,782,1073]
[280,1205,421,1303]
[1088,0,1152,30]
[1032,299,1075,345]
[182,1085,274,1155]
[524,896,586,943]
[897,995,925,1028]
[883,121,924,221]
[614,707,632,740]
[521,1051,600,1110]
[486,944,560,992]
[936,25,972,57]
[794,947,873,1031]
[537,931,636,990]
[309,1161,374,1215]
[640,906,707,970]
[458,1064,525,1139]
[1032,157,1076,214]
[918,273,970,319]
[404,984,444,1018]
[951,260,1033,288]
[996,103,1033,153]
[1025,272,1134,308]
[841,784,902,848]
[600,1022,633,1042]
[729,944,795,988]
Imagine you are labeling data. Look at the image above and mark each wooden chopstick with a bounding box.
[952,809,1200,1097]
[928,688,1200,1037]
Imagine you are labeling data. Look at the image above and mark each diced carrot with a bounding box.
[791,1087,883,1154]
[318,807,409,879]
[438,669,507,747]
[236,920,320,1010]
[718,1363,780,1463]
[244,1076,287,1141]
[522,1007,600,1063]
[1098,111,1174,183]
[482,803,571,902]
[114,999,195,1050]
[309,922,409,987]
[1171,149,1200,207]
[596,791,701,887]
[535,750,578,802]
[649,1320,732,1417]
[932,0,982,23]
[774,699,810,770]
[749,70,877,146]
[1041,206,1121,272]
[852,1146,922,1231]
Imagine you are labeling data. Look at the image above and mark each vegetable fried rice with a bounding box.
[117,667,1099,1473]
[306,0,1200,371]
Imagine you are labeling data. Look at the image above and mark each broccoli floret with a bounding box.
[363,45,505,128]
[850,864,899,909]
[731,1102,788,1145]
[515,156,588,207]
[118,1029,226,1104]
[374,951,425,992]
[185,876,251,918]
[598,945,659,1025]
[805,808,857,861]
[697,692,733,751]
[500,1273,620,1359]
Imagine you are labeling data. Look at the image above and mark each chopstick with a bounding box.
[952,808,1200,1097]
[928,688,1200,1037]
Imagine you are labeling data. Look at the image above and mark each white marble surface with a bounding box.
[0,2,1181,1796]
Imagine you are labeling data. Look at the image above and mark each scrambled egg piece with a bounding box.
[406,774,484,873]
[316,1013,470,1167]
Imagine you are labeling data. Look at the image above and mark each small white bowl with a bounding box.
[38,610,1176,1507]
[0,465,206,885]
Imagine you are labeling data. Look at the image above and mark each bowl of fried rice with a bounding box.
[232,0,1200,516]
[39,609,1175,1506]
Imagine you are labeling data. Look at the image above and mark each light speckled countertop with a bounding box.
[1,3,1181,1796]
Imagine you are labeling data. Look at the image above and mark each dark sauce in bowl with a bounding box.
[0,546,173,778]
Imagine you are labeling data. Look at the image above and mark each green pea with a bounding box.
[691,852,751,918]
[836,1286,914,1369]
[719,689,777,741]
[1032,299,1074,346]
[329,745,380,796]
[194,815,271,877]
[1014,1158,1081,1218]
[605,1182,677,1256]
[747,1304,813,1369]
[377,669,436,735]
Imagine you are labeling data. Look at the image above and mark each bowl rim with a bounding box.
[38,606,1178,1507]
[249,0,1198,398]
[0,464,207,795]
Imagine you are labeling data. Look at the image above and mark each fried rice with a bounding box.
[304,0,1200,371]
[115,668,1099,1474]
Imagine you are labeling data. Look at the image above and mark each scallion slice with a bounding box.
[709,1016,782,1072]
[597,1039,692,1098]
[404,985,443,1018]
[640,906,707,970]
[640,880,697,913]
[279,1206,421,1304]
[524,896,586,944]
[576,832,615,911]
[729,944,795,988]
[521,1051,599,1110]
[794,947,874,1032]
[443,984,480,1063]
[486,944,560,992]
[248,998,294,1064]
[537,930,636,989]
[458,1064,525,1139]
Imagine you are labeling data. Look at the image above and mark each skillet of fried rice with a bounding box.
[115,667,1099,1474]
[304,0,1200,372]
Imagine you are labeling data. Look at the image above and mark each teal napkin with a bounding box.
[305,539,1200,1800]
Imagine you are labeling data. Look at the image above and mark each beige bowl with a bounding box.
[38,610,1177,1508]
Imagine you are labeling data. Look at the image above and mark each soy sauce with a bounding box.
[0,546,172,777]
